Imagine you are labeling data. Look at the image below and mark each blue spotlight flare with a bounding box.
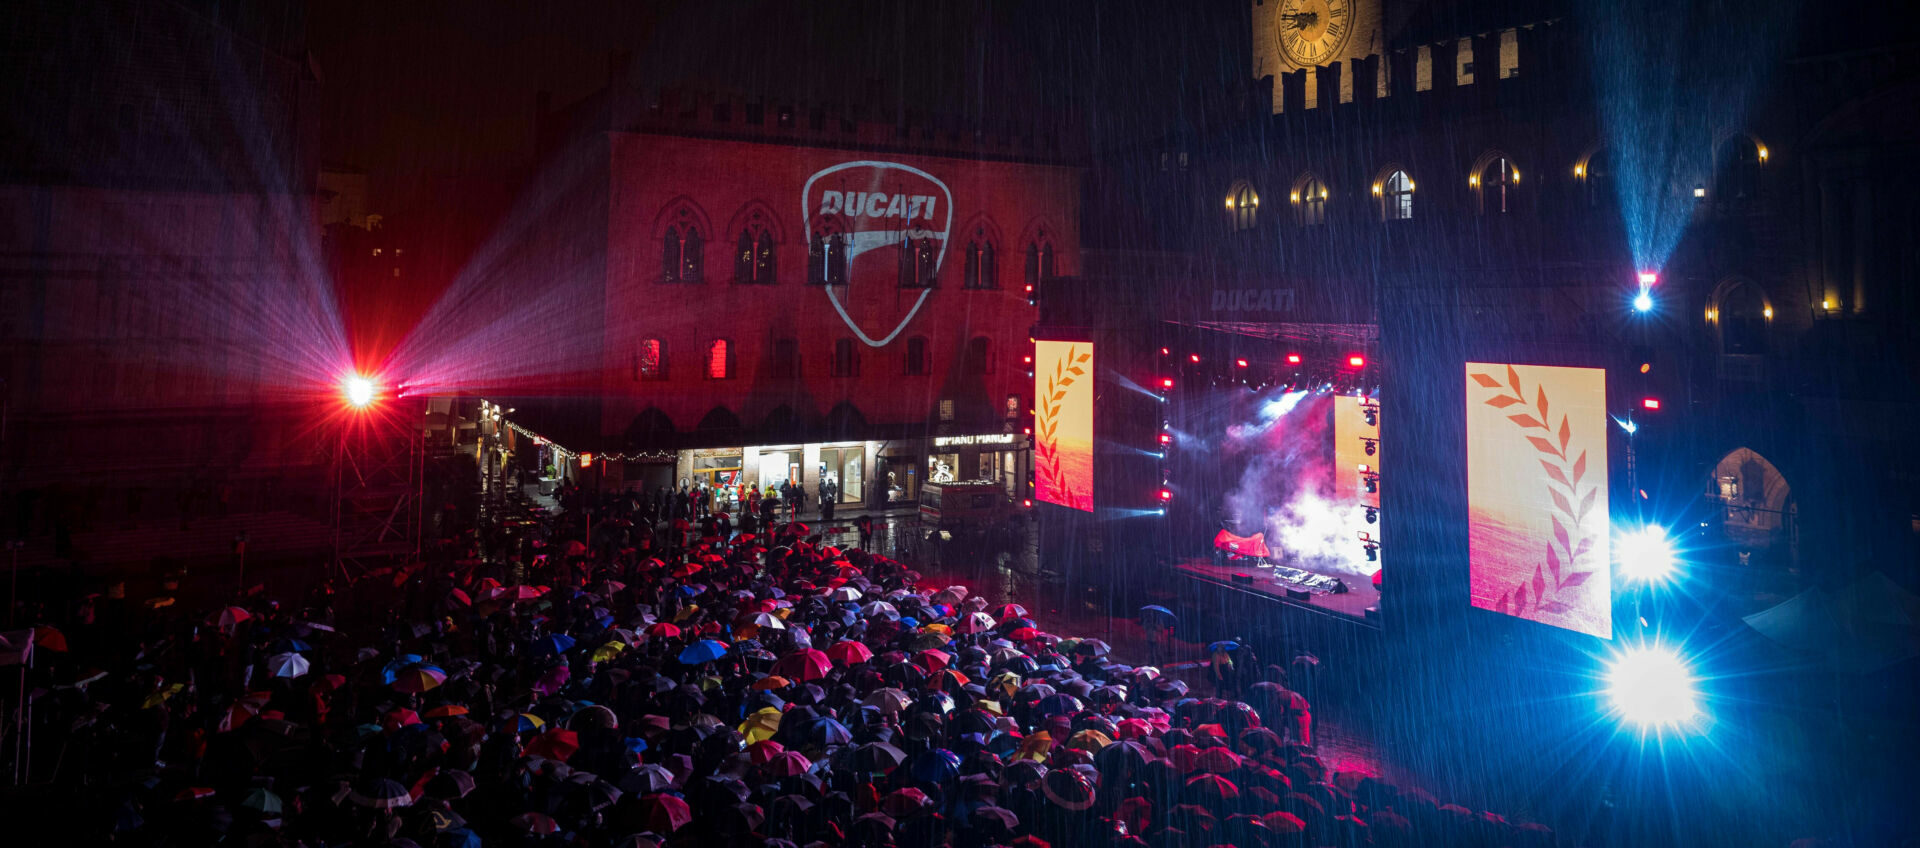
[1615,524,1677,583]
[1605,644,1701,728]
[1633,290,1654,313]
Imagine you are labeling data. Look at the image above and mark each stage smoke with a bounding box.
[1221,388,1374,580]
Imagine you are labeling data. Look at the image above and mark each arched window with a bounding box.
[809,225,847,286]
[905,336,931,375]
[771,338,800,378]
[1226,180,1259,230]
[899,235,938,288]
[660,209,704,283]
[1378,170,1413,221]
[705,339,734,379]
[963,229,998,290]
[1715,135,1764,206]
[1579,148,1615,210]
[831,338,859,378]
[734,225,775,284]
[1473,154,1519,215]
[1717,281,1770,355]
[964,336,992,376]
[1024,233,1056,289]
[635,338,666,381]
[1293,175,1327,227]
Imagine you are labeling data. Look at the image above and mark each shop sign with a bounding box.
[803,161,953,347]
[1211,288,1296,313]
[933,433,1019,447]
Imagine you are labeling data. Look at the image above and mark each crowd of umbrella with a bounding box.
[18,517,1557,848]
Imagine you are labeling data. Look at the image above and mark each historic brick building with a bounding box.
[499,84,1082,510]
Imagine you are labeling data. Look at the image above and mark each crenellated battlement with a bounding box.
[1264,20,1570,115]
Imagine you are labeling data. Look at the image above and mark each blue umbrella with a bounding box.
[1207,640,1241,654]
[678,639,730,665]
[445,827,483,848]
[625,737,649,756]
[1034,693,1084,718]
[270,637,313,653]
[1139,605,1177,623]
[381,653,426,684]
[533,633,577,656]
[800,716,853,747]
[910,748,961,784]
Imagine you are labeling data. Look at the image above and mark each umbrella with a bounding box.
[910,748,962,784]
[850,741,908,773]
[826,640,873,666]
[913,649,952,672]
[1140,605,1178,626]
[828,586,862,602]
[265,652,309,679]
[798,715,853,748]
[861,601,900,620]
[764,749,813,777]
[956,612,998,634]
[509,713,546,733]
[523,728,580,762]
[771,648,831,681]
[27,626,66,652]
[426,770,477,799]
[445,588,472,607]
[993,604,1029,621]
[533,633,577,656]
[425,704,470,719]
[349,778,413,809]
[1207,640,1242,654]
[645,622,682,639]
[638,794,694,832]
[240,788,283,816]
[678,639,730,665]
[392,666,447,693]
[591,642,629,663]
[740,707,784,744]
[864,688,913,715]
[215,606,251,629]
[511,812,560,835]
[269,637,312,653]
[622,763,677,794]
[533,664,570,696]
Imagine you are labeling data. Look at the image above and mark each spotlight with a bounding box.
[1616,524,1678,583]
[1361,471,1379,494]
[1157,488,1173,502]
[1365,507,1378,524]
[1190,353,1202,363]
[1236,358,1249,368]
[1286,353,1302,366]
[1633,291,1654,312]
[1638,271,1658,286]
[1159,432,1173,445]
[1363,438,1377,456]
[343,375,376,408]
[1605,645,1700,728]
[1347,354,1366,368]
[1641,397,1661,411]
[1160,378,1175,390]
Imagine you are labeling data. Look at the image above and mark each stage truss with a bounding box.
[331,407,424,582]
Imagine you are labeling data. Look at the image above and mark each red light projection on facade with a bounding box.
[802,161,953,347]
[1466,363,1612,638]
[1034,341,1094,512]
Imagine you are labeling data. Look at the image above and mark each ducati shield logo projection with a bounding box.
[802,161,953,347]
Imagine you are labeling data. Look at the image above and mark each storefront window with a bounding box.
[691,451,742,492]
[928,452,960,484]
[758,450,798,490]
[818,446,865,504]
[880,455,917,503]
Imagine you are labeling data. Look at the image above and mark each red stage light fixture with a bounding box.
[1286,353,1302,365]
[1022,499,1033,508]
[1236,358,1250,368]
[1160,377,1175,389]
[1189,353,1202,363]
[1638,271,1658,286]
[343,375,376,408]
[1642,397,1662,411]
[1347,354,1366,368]
[1161,347,1170,356]
[1159,432,1173,445]
[1157,488,1173,502]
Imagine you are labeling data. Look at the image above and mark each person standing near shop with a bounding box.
[820,480,837,522]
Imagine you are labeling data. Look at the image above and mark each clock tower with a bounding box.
[1252,0,1383,111]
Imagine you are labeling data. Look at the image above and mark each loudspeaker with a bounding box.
[1230,572,1254,585]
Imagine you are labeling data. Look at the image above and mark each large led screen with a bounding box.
[1467,363,1611,638]
[1034,341,1094,511]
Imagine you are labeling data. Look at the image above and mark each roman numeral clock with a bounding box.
[1253,0,1380,112]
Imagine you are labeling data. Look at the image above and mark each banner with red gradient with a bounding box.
[1034,341,1094,511]
[1466,363,1611,638]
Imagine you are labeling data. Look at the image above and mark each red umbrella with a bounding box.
[445,588,472,607]
[1198,747,1243,774]
[392,667,447,694]
[771,648,832,682]
[747,740,786,765]
[382,708,423,731]
[912,650,952,672]
[512,812,560,834]
[1008,627,1040,642]
[311,673,348,693]
[763,750,813,778]
[523,728,580,762]
[424,704,470,719]
[32,626,68,652]
[645,622,682,639]
[639,793,694,832]
[826,640,873,666]
[565,540,587,556]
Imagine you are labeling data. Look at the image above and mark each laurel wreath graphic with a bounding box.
[1035,346,1092,506]
[1470,365,1597,618]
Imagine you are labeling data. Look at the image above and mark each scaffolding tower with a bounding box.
[332,404,424,582]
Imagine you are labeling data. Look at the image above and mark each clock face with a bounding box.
[1275,0,1354,67]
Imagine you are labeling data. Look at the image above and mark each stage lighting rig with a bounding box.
[343,375,377,408]
[1358,531,1380,561]
[1361,469,1379,494]
[1362,437,1378,457]
[1360,398,1380,427]
[1365,507,1378,524]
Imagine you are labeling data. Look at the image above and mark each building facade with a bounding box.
[503,87,1082,511]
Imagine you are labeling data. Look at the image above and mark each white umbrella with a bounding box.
[266,652,310,679]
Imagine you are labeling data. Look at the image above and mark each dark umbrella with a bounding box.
[348,778,412,809]
[849,741,908,774]
[511,812,560,835]
[638,794,693,832]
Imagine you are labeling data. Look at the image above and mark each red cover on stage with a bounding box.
[1213,529,1271,559]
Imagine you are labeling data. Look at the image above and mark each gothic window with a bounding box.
[963,230,998,290]
[899,235,938,288]
[1024,232,1056,288]
[1227,180,1260,230]
[734,218,776,284]
[1581,148,1615,210]
[660,210,704,282]
[1719,281,1769,356]
[1715,135,1763,206]
[636,338,666,381]
[809,228,847,285]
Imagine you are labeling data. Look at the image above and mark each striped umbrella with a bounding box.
[265,652,309,679]
[349,778,413,809]
[392,666,447,694]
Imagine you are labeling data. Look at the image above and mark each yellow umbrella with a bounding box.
[590,642,628,663]
[1067,729,1112,752]
[739,706,783,744]
[991,672,1021,698]
[1014,730,1053,763]
[921,623,952,635]
[673,604,701,623]
[142,683,185,709]
[976,699,1004,716]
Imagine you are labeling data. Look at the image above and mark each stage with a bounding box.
[1174,558,1383,626]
